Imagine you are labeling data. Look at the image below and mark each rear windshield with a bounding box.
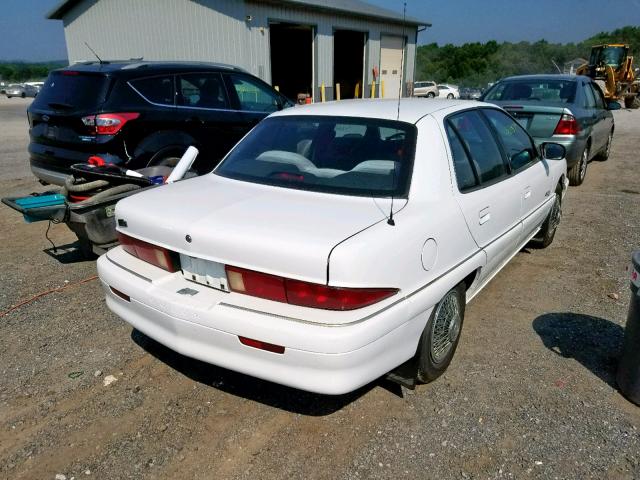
[31,71,110,111]
[484,79,577,104]
[215,115,417,197]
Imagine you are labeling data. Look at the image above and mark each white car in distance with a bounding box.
[97,99,568,395]
[438,84,460,99]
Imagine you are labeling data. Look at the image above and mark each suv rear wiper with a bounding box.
[48,102,74,110]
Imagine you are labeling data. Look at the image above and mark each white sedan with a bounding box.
[438,84,460,99]
[97,99,568,395]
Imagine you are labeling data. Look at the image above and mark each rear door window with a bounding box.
[31,71,110,111]
[447,110,507,184]
[177,73,229,109]
[129,75,174,105]
[445,123,478,191]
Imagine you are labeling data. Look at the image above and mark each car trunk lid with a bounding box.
[497,102,571,138]
[115,174,400,285]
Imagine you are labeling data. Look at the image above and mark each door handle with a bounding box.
[186,117,204,124]
[524,188,532,199]
[479,207,491,225]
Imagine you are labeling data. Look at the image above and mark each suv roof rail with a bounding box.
[69,60,247,72]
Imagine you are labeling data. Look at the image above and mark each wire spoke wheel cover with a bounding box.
[430,290,462,364]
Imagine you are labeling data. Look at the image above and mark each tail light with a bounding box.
[553,114,580,135]
[117,232,178,272]
[81,112,140,135]
[225,265,398,311]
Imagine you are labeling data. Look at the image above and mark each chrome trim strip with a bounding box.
[106,253,152,283]
[127,81,277,115]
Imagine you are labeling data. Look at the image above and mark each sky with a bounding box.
[0,0,639,62]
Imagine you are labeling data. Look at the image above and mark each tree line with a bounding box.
[0,61,66,83]
[415,26,640,87]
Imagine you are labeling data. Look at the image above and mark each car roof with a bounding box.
[497,74,587,83]
[56,60,246,75]
[270,98,486,124]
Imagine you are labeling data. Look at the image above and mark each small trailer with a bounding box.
[2,148,199,258]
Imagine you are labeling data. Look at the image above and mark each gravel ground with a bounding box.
[0,95,639,480]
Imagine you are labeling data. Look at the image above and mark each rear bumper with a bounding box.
[30,165,70,186]
[97,248,428,395]
[29,142,126,186]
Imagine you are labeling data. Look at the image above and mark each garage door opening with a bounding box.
[270,22,313,102]
[333,30,365,99]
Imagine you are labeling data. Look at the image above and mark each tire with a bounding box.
[531,189,562,248]
[597,130,613,161]
[21,92,25,98]
[417,283,466,383]
[625,96,640,109]
[427,92,435,98]
[146,145,188,168]
[568,143,589,186]
[447,93,454,99]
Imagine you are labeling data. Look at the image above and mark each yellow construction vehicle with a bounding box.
[577,44,640,108]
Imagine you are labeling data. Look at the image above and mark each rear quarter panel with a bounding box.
[328,114,481,310]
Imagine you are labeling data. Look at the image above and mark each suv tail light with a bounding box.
[225,265,398,311]
[81,112,140,135]
[553,114,580,135]
[117,232,178,272]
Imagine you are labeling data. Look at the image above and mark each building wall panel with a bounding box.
[61,0,418,98]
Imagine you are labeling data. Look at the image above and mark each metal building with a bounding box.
[47,0,429,101]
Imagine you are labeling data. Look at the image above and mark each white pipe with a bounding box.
[165,146,199,184]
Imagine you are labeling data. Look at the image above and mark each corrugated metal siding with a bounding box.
[62,0,417,95]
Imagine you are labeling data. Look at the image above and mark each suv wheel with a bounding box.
[447,93,454,99]
[427,92,435,98]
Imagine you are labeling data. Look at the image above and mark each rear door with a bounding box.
[482,108,553,243]
[176,72,245,167]
[445,109,522,281]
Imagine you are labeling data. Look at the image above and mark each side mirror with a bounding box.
[607,101,622,110]
[541,142,566,160]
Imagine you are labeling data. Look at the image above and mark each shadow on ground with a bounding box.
[43,242,94,264]
[533,312,623,388]
[131,329,400,416]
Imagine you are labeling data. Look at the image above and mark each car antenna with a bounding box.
[388,1,407,227]
[84,42,104,64]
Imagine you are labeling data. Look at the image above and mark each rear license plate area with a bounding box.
[180,254,229,292]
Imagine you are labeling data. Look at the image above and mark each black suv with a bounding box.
[28,61,294,185]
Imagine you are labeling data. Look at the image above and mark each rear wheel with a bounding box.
[417,283,465,383]
[568,144,589,186]
[427,92,435,98]
[146,145,188,168]
[531,189,562,248]
[625,96,640,109]
[21,92,25,98]
[447,93,454,99]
